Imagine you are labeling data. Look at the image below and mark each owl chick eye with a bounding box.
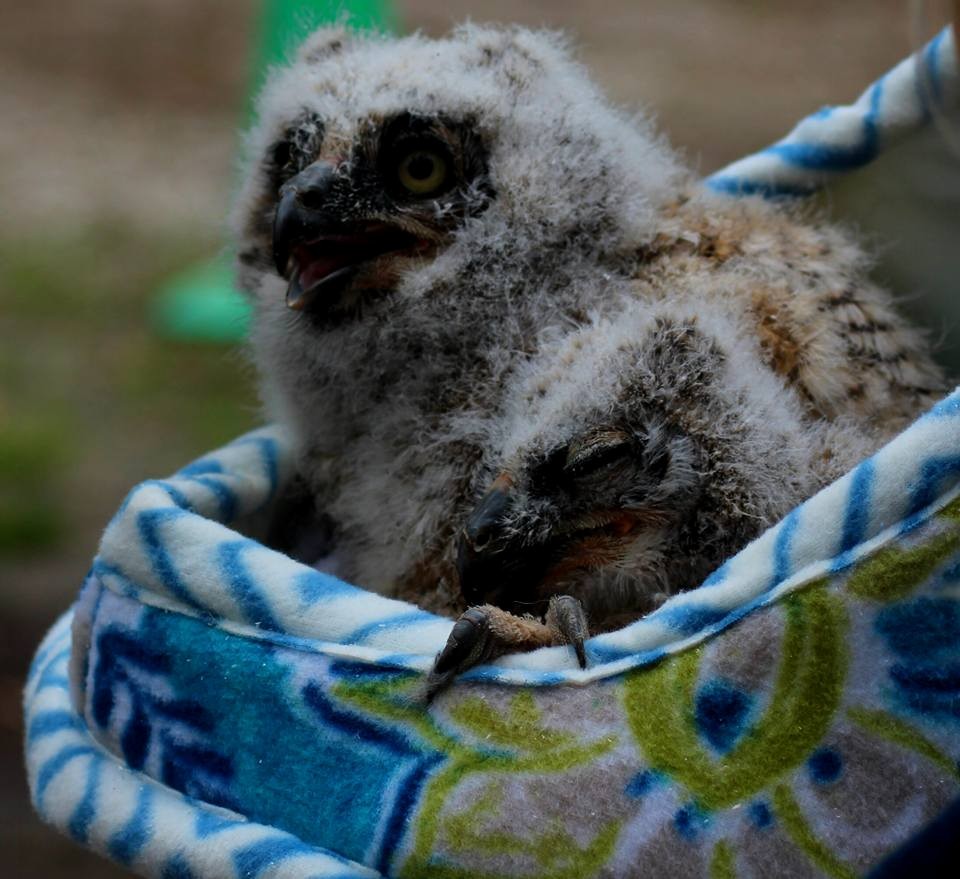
[563,431,632,477]
[396,148,450,196]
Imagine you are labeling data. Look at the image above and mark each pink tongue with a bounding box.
[299,252,350,290]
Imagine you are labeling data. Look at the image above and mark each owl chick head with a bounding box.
[232,23,682,324]
[456,303,837,624]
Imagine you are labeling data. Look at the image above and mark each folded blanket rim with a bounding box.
[86,388,960,687]
[85,466,960,688]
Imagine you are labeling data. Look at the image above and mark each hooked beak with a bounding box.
[456,475,554,610]
[272,162,428,312]
[456,475,650,612]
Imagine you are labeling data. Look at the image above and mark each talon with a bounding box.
[433,607,489,676]
[422,606,498,704]
[568,634,586,669]
[422,603,563,703]
[548,594,589,669]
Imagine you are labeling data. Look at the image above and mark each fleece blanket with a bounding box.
[25,26,960,879]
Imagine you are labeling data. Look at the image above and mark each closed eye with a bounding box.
[563,430,632,477]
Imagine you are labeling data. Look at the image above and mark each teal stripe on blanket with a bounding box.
[84,581,442,870]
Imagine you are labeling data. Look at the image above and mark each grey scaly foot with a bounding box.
[422,597,590,702]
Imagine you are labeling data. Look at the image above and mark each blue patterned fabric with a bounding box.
[71,393,960,685]
[24,389,960,877]
[707,27,957,198]
[26,615,378,878]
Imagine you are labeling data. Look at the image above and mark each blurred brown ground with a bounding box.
[0,1,954,876]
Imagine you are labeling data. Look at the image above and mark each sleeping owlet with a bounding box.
[426,299,882,693]
[231,25,946,686]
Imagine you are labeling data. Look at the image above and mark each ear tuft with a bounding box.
[463,25,569,65]
[296,26,351,65]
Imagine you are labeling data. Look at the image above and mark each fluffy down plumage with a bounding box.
[232,24,945,627]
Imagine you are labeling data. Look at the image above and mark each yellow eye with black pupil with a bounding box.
[397,150,448,195]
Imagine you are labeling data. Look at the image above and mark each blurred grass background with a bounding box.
[1,1,955,875]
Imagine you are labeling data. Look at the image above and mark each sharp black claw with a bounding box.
[433,607,489,676]
[573,639,587,669]
[421,607,494,703]
[549,594,590,669]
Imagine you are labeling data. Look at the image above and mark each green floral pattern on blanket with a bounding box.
[333,679,621,877]
[64,492,960,878]
[367,497,960,877]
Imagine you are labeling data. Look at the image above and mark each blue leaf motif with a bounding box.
[91,625,238,810]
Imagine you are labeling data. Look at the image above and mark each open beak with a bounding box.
[272,162,428,312]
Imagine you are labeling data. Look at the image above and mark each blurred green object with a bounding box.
[153,0,399,343]
[151,255,252,343]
